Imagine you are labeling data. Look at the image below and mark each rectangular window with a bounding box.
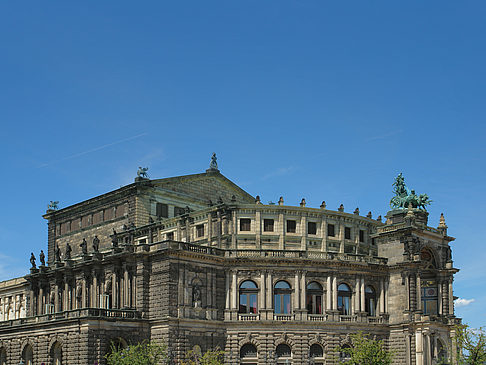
[174,206,186,216]
[104,207,113,221]
[359,230,365,243]
[286,220,296,233]
[156,203,169,218]
[240,218,251,231]
[327,224,335,237]
[345,227,351,240]
[263,219,274,232]
[308,222,317,235]
[196,224,205,238]
[166,232,174,241]
[115,204,125,218]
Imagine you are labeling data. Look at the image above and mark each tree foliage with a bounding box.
[179,347,225,365]
[454,324,486,365]
[337,332,393,365]
[105,340,168,365]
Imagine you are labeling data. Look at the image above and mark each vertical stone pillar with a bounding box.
[124,268,129,308]
[255,210,261,249]
[225,271,230,310]
[278,213,285,250]
[82,278,86,308]
[339,220,345,253]
[54,284,59,312]
[207,213,213,246]
[441,280,448,315]
[112,273,118,309]
[64,282,69,311]
[38,286,44,314]
[260,271,266,310]
[379,279,385,314]
[332,276,338,310]
[415,330,423,365]
[231,270,237,310]
[354,279,360,314]
[416,273,421,312]
[232,213,237,249]
[448,278,454,315]
[93,275,98,308]
[176,220,181,242]
[360,277,365,313]
[438,280,443,315]
[301,215,307,251]
[266,271,273,312]
[29,289,34,316]
[409,274,416,311]
[300,271,306,310]
[185,218,191,243]
[294,271,300,310]
[326,276,331,311]
[321,218,327,252]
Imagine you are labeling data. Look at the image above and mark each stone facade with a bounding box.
[0,165,459,364]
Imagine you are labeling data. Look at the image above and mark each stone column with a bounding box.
[225,271,230,310]
[260,271,266,310]
[64,282,69,311]
[29,289,34,316]
[354,279,360,314]
[441,280,448,315]
[54,284,59,312]
[82,278,86,308]
[409,274,416,311]
[332,276,338,310]
[207,213,213,246]
[438,280,443,315]
[379,279,385,314]
[321,218,327,252]
[279,213,285,250]
[448,278,454,315]
[38,286,44,314]
[301,215,307,251]
[294,271,300,310]
[339,220,345,253]
[231,270,237,310]
[416,273,421,312]
[255,210,261,249]
[176,220,182,242]
[266,271,273,312]
[231,213,237,249]
[326,276,331,311]
[93,275,98,308]
[415,330,423,365]
[360,277,365,313]
[111,270,119,309]
[124,268,129,308]
[300,271,306,310]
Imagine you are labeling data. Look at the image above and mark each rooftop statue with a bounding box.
[209,153,218,170]
[390,173,431,210]
[30,253,36,269]
[39,250,45,266]
[47,201,59,210]
[137,167,149,179]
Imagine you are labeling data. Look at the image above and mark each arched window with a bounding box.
[306,282,323,314]
[437,339,447,363]
[337,283,351,315]
[276,344,292,362]
[339,344,351,362]
[107,337,128,357]
[239,281,258,314]
[240,343,258,362]
[274,281,291,314]
[22,344,33,365]
[421,280,438,315]
[50,341,62,365]
[365,286,376,316]
[310,343,324,358]
[0,347,6,365]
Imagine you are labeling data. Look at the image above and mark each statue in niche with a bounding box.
[112,229,119,248]
[92,236,100,253]
[30,252,36,268]
[65,243,72,260]
[192,285,202,308]
[80,238,88,255]
[39,250,45,266]
[55,245,61,262]
[76,282,83,303]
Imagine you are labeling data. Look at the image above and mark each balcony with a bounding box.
[0,308,143,328]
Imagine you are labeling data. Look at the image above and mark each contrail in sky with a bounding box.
[37,132,148,168]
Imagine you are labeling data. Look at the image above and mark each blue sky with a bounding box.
[0,1,485,328]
